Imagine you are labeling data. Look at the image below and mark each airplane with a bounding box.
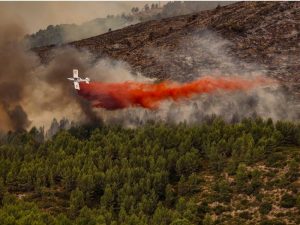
[67,69,90,90]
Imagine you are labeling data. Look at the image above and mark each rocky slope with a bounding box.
[35,2,300,95]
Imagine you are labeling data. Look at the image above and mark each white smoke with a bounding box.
[92,30,299,126]
[0,25,298,132]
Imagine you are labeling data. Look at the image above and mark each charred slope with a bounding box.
[36,2,299,92]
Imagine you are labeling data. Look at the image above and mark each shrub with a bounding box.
[266,152,286,168]
[280,194,296,208]
[259,202,272,215]
[239,211,252,220]
[296,194,300,210]
[214,205,228,215]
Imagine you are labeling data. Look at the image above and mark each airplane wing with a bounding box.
[73,69,79,78]
[74,81,80,90]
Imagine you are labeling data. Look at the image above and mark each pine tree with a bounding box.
[152,203,172,225]
[100,186,114,209]
[236,163,249,193]
[0,178,5,205]
[202,214,214,225]
[70,188,85,217]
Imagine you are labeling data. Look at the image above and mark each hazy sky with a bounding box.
[0,1,159,34]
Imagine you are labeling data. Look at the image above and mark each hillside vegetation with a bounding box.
[0,118,299,224]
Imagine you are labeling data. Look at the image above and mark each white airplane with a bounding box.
[67,69,90,90]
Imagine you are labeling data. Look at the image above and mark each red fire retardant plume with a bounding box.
[78,76,273,110]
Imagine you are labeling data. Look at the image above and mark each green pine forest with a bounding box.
[0,118,299,225]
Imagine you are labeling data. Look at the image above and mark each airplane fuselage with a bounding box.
[68,77,88,82]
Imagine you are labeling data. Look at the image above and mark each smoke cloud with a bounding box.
[0,22,39,131]
[0,19,298,132]
[0,17,103,131]
[134,31,300,125]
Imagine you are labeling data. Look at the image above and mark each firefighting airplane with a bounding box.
[67,69,90,90]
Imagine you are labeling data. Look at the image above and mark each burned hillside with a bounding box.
[35,2,300,96]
